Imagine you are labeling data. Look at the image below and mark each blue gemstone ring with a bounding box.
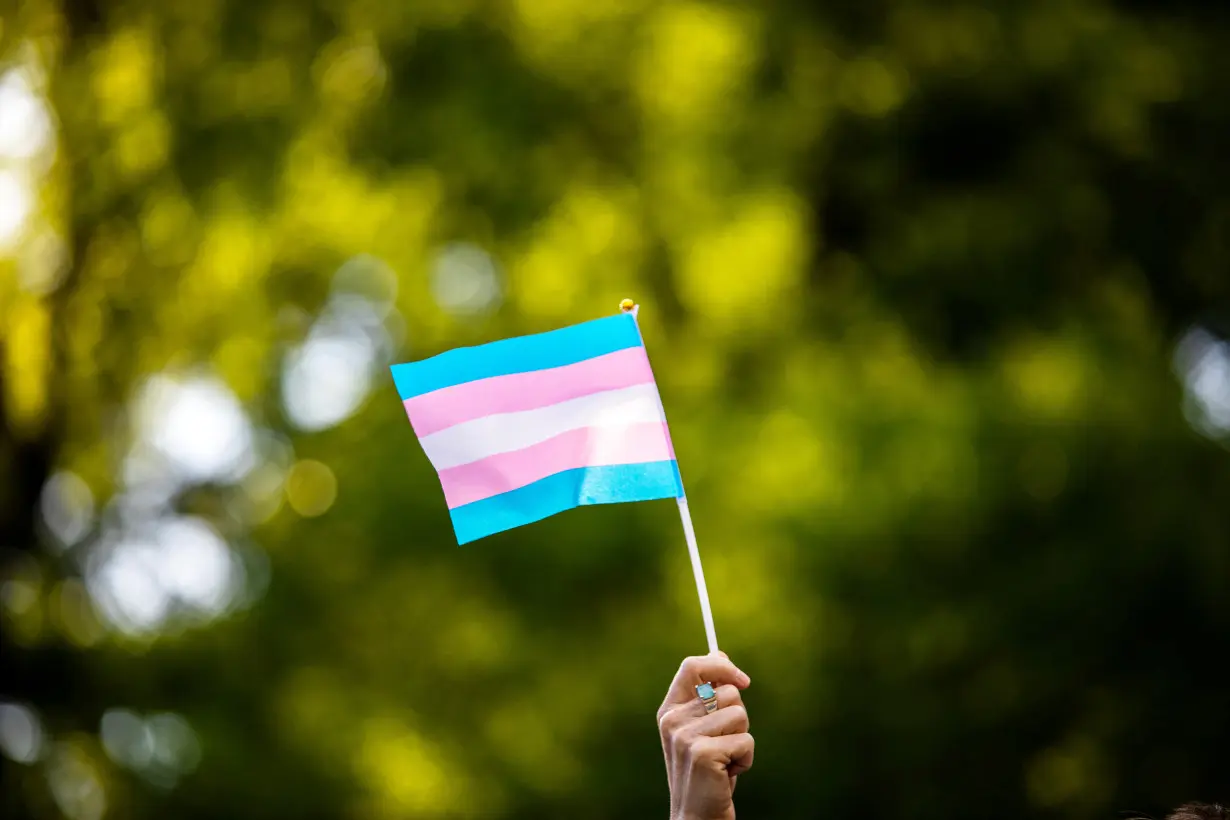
[695,681,719,714]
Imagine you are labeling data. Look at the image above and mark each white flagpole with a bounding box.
[621,300,720,655]
[676,495,720,654]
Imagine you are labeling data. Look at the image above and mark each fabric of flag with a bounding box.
[390,313,684,544]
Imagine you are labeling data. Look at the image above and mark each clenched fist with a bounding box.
[657,652,754,820]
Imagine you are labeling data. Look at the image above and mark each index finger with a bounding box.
[662,654,751,707]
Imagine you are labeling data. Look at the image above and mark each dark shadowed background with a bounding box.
[1,1,1228,818]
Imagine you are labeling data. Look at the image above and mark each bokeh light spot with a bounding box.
[0,66,53,161]
[145,712,202,781]
[1174,326,1230,439]
[52,579,105,647]
[100,708,152,770]
[45,741,107,820]
[286,459,337,517]
[153,517,239,614]
[135,374,256,484]
[356,718,458,814]
[40,470,96,548]
[18,227,70,294]
[102,709,201,787]
[282,331,376,431]
[431,242,502,316]
[0,701,44,764]
[1,555,41,617]
[840,57,909,117]
[0,168,33,249]
[86,516,242,637]
[282,256,397,431]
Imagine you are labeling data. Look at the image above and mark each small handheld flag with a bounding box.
[391,302,720,653]
[391,309,682,544]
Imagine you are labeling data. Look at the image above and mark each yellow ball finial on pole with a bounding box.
[619,298,635,313]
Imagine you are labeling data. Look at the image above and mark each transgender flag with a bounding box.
[390,313,684,544]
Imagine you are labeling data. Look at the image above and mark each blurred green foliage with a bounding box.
[1,0,1229,819]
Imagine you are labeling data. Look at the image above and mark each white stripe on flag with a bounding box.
[418,383,668,471]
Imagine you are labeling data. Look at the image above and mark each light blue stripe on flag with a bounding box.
[391,314,643,400]
[448,460,683,544]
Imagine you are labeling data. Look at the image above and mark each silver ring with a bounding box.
[695,681,718,714]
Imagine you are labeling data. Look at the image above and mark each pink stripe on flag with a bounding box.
[437,422,675,509]
[404,346,655,437]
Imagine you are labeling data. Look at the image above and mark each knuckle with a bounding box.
[718,684,743,707]
[688,735,714,762]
